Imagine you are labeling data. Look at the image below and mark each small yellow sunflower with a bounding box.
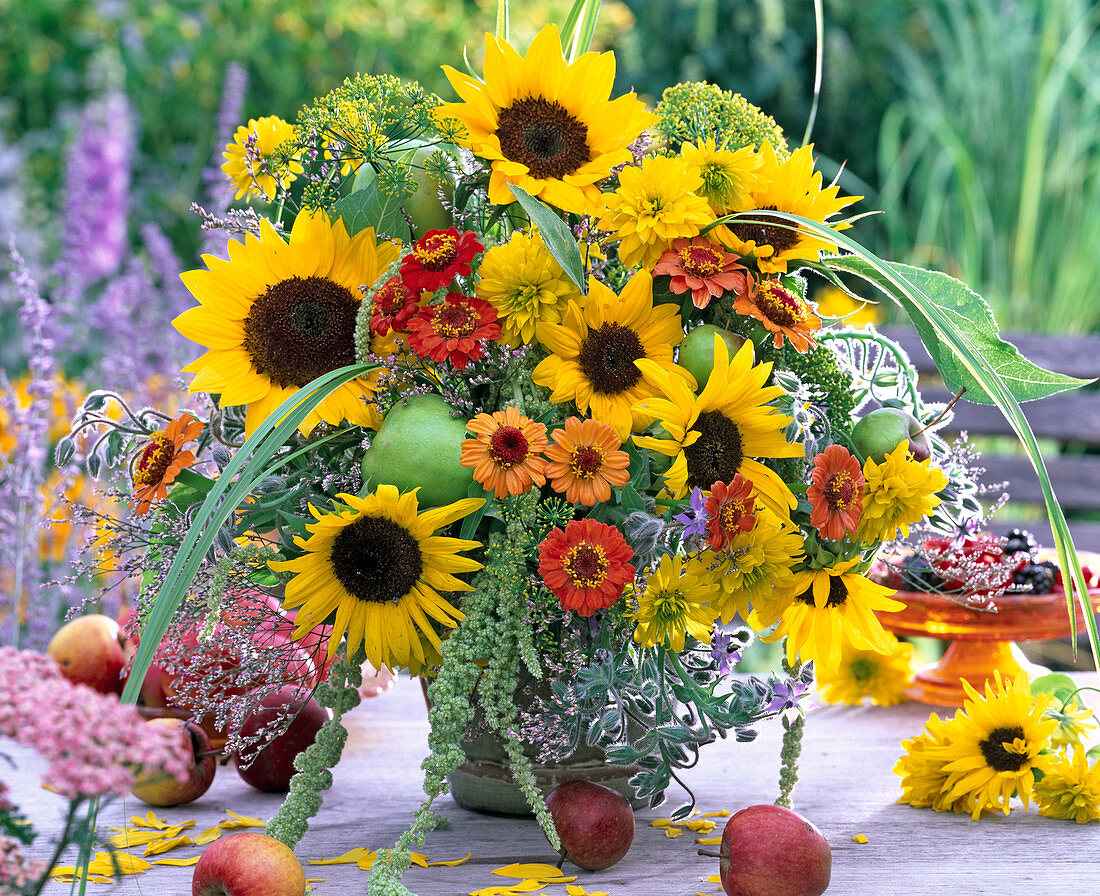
[754,561,904,671]
[679,138,761,217]
[221,115,304,201]
[632,336,802,515]
[437,24,654,214]
[816,635,914,706]
[932,672,1057,819]
[1034,748,1100,823]
[856,442,948,543]
[532,270,687,440]
[174,209,400,437]
[475,230,579,345]
[720,143,859,274]
[628,553,717,652]
[895,712,979,815]
[268,485,483,674]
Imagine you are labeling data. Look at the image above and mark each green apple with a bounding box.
[851,407,932,464]
[677,325,746,389]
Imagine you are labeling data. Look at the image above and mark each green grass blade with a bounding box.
[801,0,823,148]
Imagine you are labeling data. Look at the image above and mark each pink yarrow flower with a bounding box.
[653,236,750,309]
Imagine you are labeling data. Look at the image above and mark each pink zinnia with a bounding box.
[653,237,749,309]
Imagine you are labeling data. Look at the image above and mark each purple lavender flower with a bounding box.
[201,62,249,259]
[673,487,708,541]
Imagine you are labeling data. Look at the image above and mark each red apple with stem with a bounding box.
[546,779,635,870]
[192,832,306,896]
[712,804,832,896]
[131,718,217,807]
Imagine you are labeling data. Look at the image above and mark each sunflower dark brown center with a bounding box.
[795,576,848,608]
[488,425,530,468]
[684,411,744,491]
[823,472,857,510]
[133,436,174,488]
[433,302,478,338]
[727,206,799,256]
[329,515,423,604]
[563,543,609,587]
[979,725,1029,772]
[496,97,591,180]
[243,276,359,388]
[755,282,804,327]
[570,446,604,479]
[578,324,645,395]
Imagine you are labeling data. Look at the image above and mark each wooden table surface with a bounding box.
[10,672,1099,896]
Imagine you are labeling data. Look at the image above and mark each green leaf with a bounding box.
[824,255,1091,403]
[507,184,586,293]
[332,169,410,241]
[1030,672,1078,704]
[459,481,492,541]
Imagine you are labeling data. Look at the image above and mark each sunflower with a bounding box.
[268,486,483,673]
[856,442,948,543]
[806,444,864,541]
[816,635,913,706]
[720,143,859,274]
[221,116,303,201]
[755,561,904,671]
[703,474,757,551]
[653,237,750,311]
[437,24,654,215]
[538,518,635,616]
[629,553,717,651]
[1034,748,1100,823]
[895,713,979,815]
[532,270,687,441]
[734,278,821,352]
[460,406,548,500]
[475,229,579,345]
[632,336,802,514]
[932,672,1057,819]
[399,228,482,293]
[405,292,501,369]
[174,209,399,437]
[597,156,714,269]
[130,413,203,516]
[679,138,761,217]
[711,503,803,623]
[544,416,631,506]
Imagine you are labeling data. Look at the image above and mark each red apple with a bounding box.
[232,687,328,792]
[192,832,306,896]
[131,718,217,807]
[47,614,129,694]
[717,805,831,896]
[546,779,634,871]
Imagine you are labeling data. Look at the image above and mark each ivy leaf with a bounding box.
[825,256,1090,404]
[507,184,587,293]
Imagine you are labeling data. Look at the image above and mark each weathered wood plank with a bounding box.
[920,386,1100,445]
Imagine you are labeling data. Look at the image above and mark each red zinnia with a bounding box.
[704,475,758,551]
[807,444,864,541]
[400,227,482,292]
[370,276,424,336]
[405,293,502,369]
[538,518,635,616]
[653,236,750,310]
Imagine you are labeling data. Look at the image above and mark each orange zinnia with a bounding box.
[653,237,750,310]
[538,518,635,616]
[130,413,203,516]
[544,417,631,506]
[704,474,757,551]
[460,405,548,499]
[807,444,864,540]
[734,278,821,352]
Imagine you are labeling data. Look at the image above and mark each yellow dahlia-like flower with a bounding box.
[1047,696,1097,749]
[476,230,579,345]
[532,270,686,441]
[816,635,914,706]
[679,138,761,217]
[437,24,654,215]
[597,155,715,269]
[174,209,399,437]
[720,143,859,274]
[895,712,980,815]
[629,553,717,652]
[856,442,948,543]
[221,115,304,201]
[1034,748,1100,823]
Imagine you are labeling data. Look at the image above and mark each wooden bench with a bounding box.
[879,327,1100,552]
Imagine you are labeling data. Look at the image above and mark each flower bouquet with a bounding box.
[63,7,1095,894]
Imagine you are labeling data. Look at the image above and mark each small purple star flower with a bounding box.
[674,487,708,542]
[710,628,744,676]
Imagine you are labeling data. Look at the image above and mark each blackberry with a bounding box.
[1003,528,1038,556]
[899,554,945,592]
[1011,560,1058,594]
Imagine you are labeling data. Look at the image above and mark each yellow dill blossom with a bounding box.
[629,553,717,651]
[815,285,881,329]
[437,24,654,214]
[1034,748,1100,823]
[895,712,979,815]
[755,561,904,671]
[720,143,859,274]
[632,336,802,515]
[679,139,761,216]
[476,230,579,345]
[816,635,914,706]
[711,503,803,623]
[931,672,1057,820]
[1047,696,1097,749]
[268,486,483,674]
[221,115,304,201]
[597,156,714,269]
[532,270,687,441]
[856,442,948,543]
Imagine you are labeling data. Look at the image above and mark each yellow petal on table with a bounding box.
[194,825,223,845]
[695,836,722,845]
[307,847,375,866]
[306,879,326,884]
[131,811,173,829]
[424,852,472,867]
[852,834,869,844]
[106,829,164,849]
[706,874,722,883]
[152,857,202,867]
[94,851,152,874]
[222,810,267,828]
[356,851,380,870]
[682,820,716,832]
[490,863,576,881]
[663,827,685,838]
[144,835,192,856]
[567,885,610,896]
[698,810,732,818]
[649,818,676,828]
[470,888,545,896]
[409,852,430,867]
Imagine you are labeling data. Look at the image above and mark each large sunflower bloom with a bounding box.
[629,553,717,652]
[895,712,980,815]
[856,442,948,543]
[538,518,635,616]
[221,115,304,202]
[755,561,904,671]
[460,405,548,499]
[721,143,859,274]
[437,25,654,215]
[532,270,687,441]
[932,672,1057,819]
[130,413,203,516]
[544,416,631,506]
[268,486,483,673]
[174,209,399,437]
[632,336,802,514]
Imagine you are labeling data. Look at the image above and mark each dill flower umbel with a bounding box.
[221,115,303,201]
[1034,748,1100,823]
[130,412,203,516]
[460,406,549,500]
[856,442,948,543]
[629,553,716,651]
[538,518,635,616]
[544,416,630,507]
[816,636,914,706]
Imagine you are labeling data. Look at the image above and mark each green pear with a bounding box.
[677,325,746,389]
[851,407,931,464]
